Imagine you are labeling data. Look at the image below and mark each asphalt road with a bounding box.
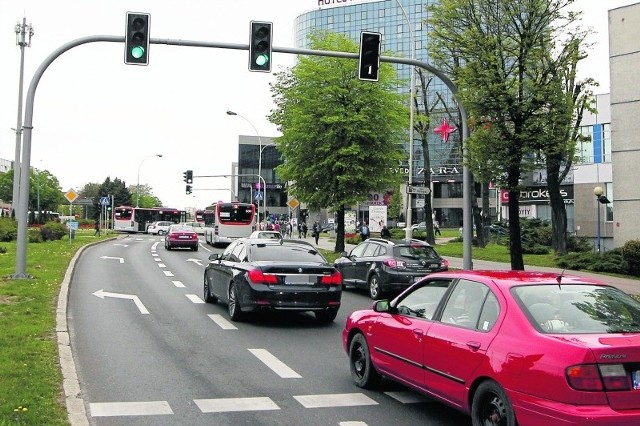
[62,234,470,426]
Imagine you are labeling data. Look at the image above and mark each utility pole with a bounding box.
[12,17,34,219]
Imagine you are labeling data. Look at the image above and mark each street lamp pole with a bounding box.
[136,154,162,207]
[392,0,416,240]
[593,186,605,254]
[226,110,267,225]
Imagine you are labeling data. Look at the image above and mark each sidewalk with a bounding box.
[304,235,640,295]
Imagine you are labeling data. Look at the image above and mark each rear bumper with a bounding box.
[239,283,341,313]
[513,390,640,425]
[379,268,447,292]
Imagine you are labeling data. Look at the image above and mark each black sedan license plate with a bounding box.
[285,275,312,285]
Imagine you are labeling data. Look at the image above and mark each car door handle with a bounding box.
[413,328,424,337]
[467,341,481,351]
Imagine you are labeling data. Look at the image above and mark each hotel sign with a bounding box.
[316,0,380,10]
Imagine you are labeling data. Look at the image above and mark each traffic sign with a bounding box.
[64,189,79,203]
[407,185,431,195]
[287,198,299,210]
[100,196,110,206]
[255,191,264,200]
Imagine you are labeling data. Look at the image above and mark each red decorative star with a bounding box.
[434,118,457,143]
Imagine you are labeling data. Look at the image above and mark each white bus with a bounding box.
[113,206,186,233]
[203,202,256,247]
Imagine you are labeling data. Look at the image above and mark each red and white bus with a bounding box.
[194,209,206,223]
[113,206,187,233]
[203,202,256,246]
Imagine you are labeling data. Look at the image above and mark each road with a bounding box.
[65,234,470,426]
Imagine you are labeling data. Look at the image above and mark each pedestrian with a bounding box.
[380,225,391,239]
[297,222,302,238]
[94,220,100,237]
[360,223,370,241]
[302,222,308,238]
[434,220,441,236]
[312,221,320,244]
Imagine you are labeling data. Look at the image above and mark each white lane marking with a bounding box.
[153,258,161,262]
[90,401,173,417]
[208,314,238,330]
[163,271,174,277]
[158,264,166,268]
[172,280,186,288]
[293,393,378,408]
[248,348,302,379]
[92,290,149,315]
[194,397,279,413]
[339,422,369,426]
[100,256,124,263]
[384,391,431,403]
[186,294,204,304]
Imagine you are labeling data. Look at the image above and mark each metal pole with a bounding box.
[12,18,34,219]
[136,154,162,207]
[226,111,266,226]
[393,1,416,241]
[596,195,601,254]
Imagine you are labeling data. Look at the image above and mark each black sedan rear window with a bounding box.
[250,245,326,262]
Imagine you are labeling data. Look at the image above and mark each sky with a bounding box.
[0,0,637,210]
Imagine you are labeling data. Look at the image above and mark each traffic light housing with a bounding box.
[358,31,381,81]
[125,12,150,65]
[249,21,272,72]
[183,170,193,184]
[185,185,192,195]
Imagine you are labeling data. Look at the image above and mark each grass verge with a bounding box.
[0,230,112,425]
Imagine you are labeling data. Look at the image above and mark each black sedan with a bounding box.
[203,238,343,323]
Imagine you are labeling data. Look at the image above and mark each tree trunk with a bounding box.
[508,189,525,270]
[546,155,568,254]
[335,205,345,253]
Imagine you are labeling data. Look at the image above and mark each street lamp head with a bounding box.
[156,154,163,158]
[593,186,604,197]
[226,110,237,116]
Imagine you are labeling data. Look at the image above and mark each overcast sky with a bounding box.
[0,0,636,210]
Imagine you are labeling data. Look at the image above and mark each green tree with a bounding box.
[428,0,587,269]
[96,177,132,219]
[0,168,64,222]
[269,31,407,252]
[387,188,403,223]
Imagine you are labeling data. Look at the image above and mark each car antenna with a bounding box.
[556,270,565,289]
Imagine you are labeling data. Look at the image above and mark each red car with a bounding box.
[165,224,199,251]
[342,270,640,426]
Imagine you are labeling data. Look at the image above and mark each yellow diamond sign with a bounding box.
[64,189,79,203]
[287,198,299,210]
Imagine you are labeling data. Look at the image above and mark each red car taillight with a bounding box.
[566,364,630,391]
[247,269,278,285]
[320,271,342,286]
[442,259,449,268]
[383,259,406,269]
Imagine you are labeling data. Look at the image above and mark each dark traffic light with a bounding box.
[183,170,193,184]
[249,21,272,72]
[185,185,192,195]
[125,12,150,65]
[358,31,381,81]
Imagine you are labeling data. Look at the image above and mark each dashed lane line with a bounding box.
[186,294,204,304]
[172,280,186,288]
[249,348,302,378]
[163,271,174,277]
[208,314,238,330]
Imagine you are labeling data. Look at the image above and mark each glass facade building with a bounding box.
[294,0,465,226]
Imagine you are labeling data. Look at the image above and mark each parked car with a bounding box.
[343,270,640,426]
[203,238,342,323]
[321,223,335,233]
[334,238,448,299]
[411,221,427,231]
[181,221,206,235]
[396,222,406,229]
[147,221,173,235]
[164,224,199,251]
[248,230,283,240]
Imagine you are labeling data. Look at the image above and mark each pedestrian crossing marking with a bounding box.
[163,271,174,277]
[293,393,378,408]
[90,401,173,417]
[194,397,279,413]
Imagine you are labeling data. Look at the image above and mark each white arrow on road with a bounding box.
[186,258,203,266]
[100,256,124,263]
[92,289,149,314]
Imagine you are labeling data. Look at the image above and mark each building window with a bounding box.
[602,123,612,163]
[378,9,385,19]
[576,126,593,164]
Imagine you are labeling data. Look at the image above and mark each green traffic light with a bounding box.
[255,54,269,67]
[131,46,145,59]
